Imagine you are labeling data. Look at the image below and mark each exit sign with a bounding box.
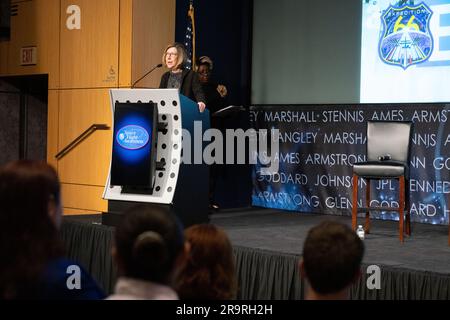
[20,47,37,66]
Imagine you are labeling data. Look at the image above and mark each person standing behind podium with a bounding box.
[196,56,228,210]
[196,56,228,114]
[159,43,206,113]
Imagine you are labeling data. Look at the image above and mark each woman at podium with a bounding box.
[159,43,206,113]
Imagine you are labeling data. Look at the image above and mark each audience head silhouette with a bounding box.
[176,224,237,300]
[114,204,185,285]
[301,220,364,300]
[0,160,63,299]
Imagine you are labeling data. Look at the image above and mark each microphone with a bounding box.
[378,154,392,161]
[131,63,163,88]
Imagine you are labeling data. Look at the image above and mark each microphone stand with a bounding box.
[131,64,163,88]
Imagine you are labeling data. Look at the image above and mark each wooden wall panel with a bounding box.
[47,90,59,169]
[119,0,132,87]
[57,89,112,186]
[61,183,107,213]
[7,0,60,89]
[131,0,175,88]
[60,0,119,89]
[2,0,176,215]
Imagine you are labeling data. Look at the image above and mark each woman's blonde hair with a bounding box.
[162,43,187,70]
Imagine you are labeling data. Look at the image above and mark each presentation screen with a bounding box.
[361,0,450,103]
[110,102,158,189]
[251,0,362,104]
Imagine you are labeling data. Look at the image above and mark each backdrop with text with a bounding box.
[250,104,450,225]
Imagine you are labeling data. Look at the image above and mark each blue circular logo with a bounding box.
[116,125,150,150]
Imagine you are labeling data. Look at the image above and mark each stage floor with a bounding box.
[211,208,450,275]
